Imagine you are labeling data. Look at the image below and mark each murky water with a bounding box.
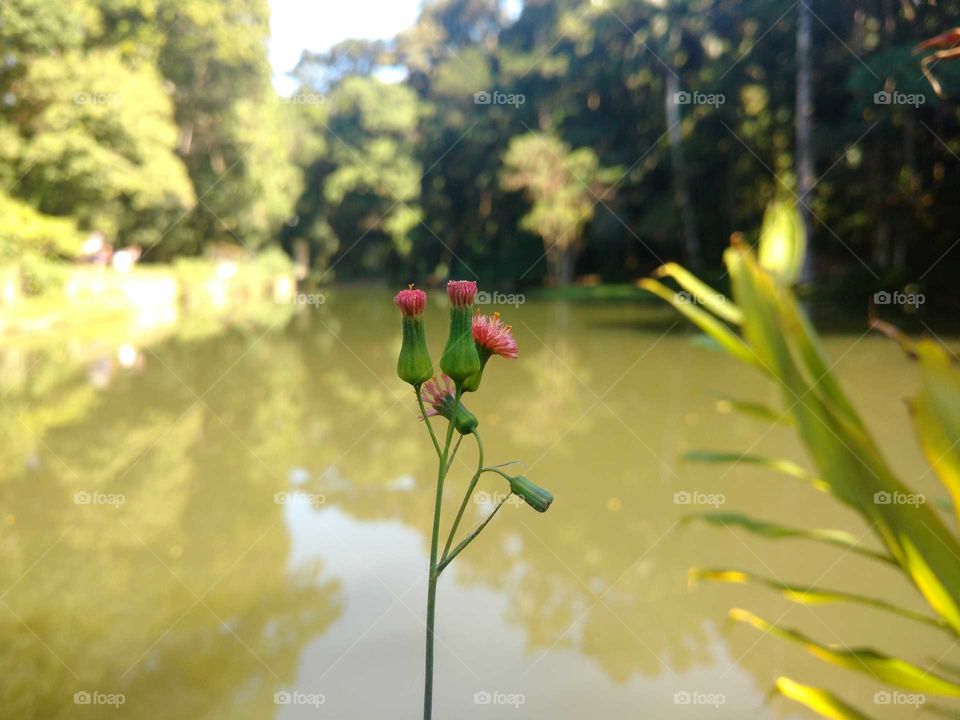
[1,289,954,719]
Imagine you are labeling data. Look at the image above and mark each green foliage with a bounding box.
[501,132,620,286]
[647,204,960,717]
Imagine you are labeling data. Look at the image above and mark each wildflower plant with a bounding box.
[394,281,553,720]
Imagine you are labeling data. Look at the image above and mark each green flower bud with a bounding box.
[439,281,481,385]
[395,287,433,386]
[508,475,554,513]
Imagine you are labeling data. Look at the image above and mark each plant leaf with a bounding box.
[681,512,895,565]
[910,340,960,529]
[652,262,743,324]
[692,568,946,629]
[773,677,874,720]
[637,278,759,369]
[716,397,793,426]
[732,609,960,695]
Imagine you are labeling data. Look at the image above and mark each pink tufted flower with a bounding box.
[394,286,427,317]
[419,374,455,418]
[447,280,477,308]
[472,312,518,359]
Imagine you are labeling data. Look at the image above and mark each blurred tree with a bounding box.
[501,132,619,286]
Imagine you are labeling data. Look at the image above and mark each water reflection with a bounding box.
[2,291,958,718]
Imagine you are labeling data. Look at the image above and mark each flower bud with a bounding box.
[439,281,481,385]
[420,374,479,435]
[507,475,553,513]
[395,287,433,387]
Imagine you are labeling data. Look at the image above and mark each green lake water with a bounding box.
[0,289,953,719]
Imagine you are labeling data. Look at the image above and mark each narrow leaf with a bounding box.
[773,677,874,720]
[732,609,960,695]
[681,512,894,566]
[692,568,946,629]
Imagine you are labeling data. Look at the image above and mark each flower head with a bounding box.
[394,285,432,386]
[447,280,477,308]
[440,281,481,383]
[419,374,478,434]
[472,312,518,360]
[394,286,426,317]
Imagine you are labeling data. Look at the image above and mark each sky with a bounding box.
[268,0,523,94]
[268,0,423,93]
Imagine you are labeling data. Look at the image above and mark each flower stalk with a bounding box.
[394,281,552,720]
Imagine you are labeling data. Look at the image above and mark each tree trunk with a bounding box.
[546,243,577,287]
[795,0,815,284]
[665,71,701,270]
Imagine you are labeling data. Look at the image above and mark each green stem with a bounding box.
[445,433,465,474]
[424,387,461,720]
[441,432,484,564]
[416,387,442,458]
[438,493,510,574]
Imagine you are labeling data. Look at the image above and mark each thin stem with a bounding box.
[481,466,514,483]
[438,493,511,574]
[444,433,465,474]
[441,432,484,563]
[415,386,442,458]
[424,387,461,720]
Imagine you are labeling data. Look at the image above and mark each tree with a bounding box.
[501,132,619,286]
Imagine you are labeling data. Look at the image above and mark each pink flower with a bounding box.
[472,312,518,359]
[394,286,427,317]
[419,374,455,418]
[447,280,477,308]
